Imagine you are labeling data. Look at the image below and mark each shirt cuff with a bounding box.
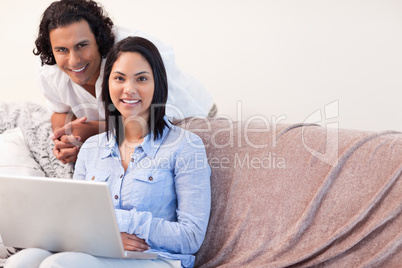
[115,209,132,233]
[114,208,153,243]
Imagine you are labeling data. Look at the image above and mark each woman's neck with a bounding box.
[123,119,148,143]
[119,119,148,171]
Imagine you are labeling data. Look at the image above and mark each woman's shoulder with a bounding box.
[81,131,109,149]
[166,124,206,149]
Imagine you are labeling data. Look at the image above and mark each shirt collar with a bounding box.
[142,117,173,158]
[101,116,173,159]
[101,133,119,160]
[95,59,106,97]
[60,68,70,85]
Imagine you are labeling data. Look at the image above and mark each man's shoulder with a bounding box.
[37,63,69,86]
[114,25,131,41]
[114,26,172,52]
[38,63,60,75]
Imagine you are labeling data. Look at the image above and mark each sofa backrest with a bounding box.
[175,117,402,268]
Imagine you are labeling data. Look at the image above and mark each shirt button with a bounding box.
[114,195,119,200]
[149,176,153,181]
[120,174,123,178]
[130,158,134,162]
[91,176,95,180]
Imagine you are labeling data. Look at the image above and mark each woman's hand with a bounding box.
[121,233,150,252]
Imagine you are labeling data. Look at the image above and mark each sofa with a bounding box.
[1,102,401,267]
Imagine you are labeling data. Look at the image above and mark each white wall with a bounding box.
[1,0,401,131]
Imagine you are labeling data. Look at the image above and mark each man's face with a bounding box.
[49,20,101,91]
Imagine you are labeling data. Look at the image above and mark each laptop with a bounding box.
[0,174,158,259]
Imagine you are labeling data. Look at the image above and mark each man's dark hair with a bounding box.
[102,36,169,144]
[33,0,115,65]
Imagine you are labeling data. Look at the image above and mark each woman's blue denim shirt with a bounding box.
[73,118,211,267]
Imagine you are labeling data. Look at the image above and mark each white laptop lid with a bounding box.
[0,175,157,259]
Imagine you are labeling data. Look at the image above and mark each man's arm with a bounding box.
[51,112,106,164]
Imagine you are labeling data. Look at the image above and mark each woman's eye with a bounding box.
[138,77,147,82]
[56,48,67,52]
[115,76,124,81]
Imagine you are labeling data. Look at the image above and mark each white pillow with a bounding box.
[0,127,45,177]
[0,128,46,261]
[0,233,20,262]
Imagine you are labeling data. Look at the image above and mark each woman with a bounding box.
[6,37,211,268]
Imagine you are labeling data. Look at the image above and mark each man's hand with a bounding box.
[51,117,87,164]
[121,233,150,252]
[52,135,81,164]
[50,116,87,141]
[50,113,106,164]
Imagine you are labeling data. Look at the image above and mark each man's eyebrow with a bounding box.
[76,40,90,46]
[52,45,67,50]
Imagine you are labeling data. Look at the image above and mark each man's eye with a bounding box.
[78,43,88,48]
[56,48,67,52]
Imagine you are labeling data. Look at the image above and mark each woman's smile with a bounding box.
[121,99,141,105]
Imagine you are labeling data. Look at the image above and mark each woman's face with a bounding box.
[109,52,154,122]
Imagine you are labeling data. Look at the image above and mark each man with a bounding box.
[34,0,215,164]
